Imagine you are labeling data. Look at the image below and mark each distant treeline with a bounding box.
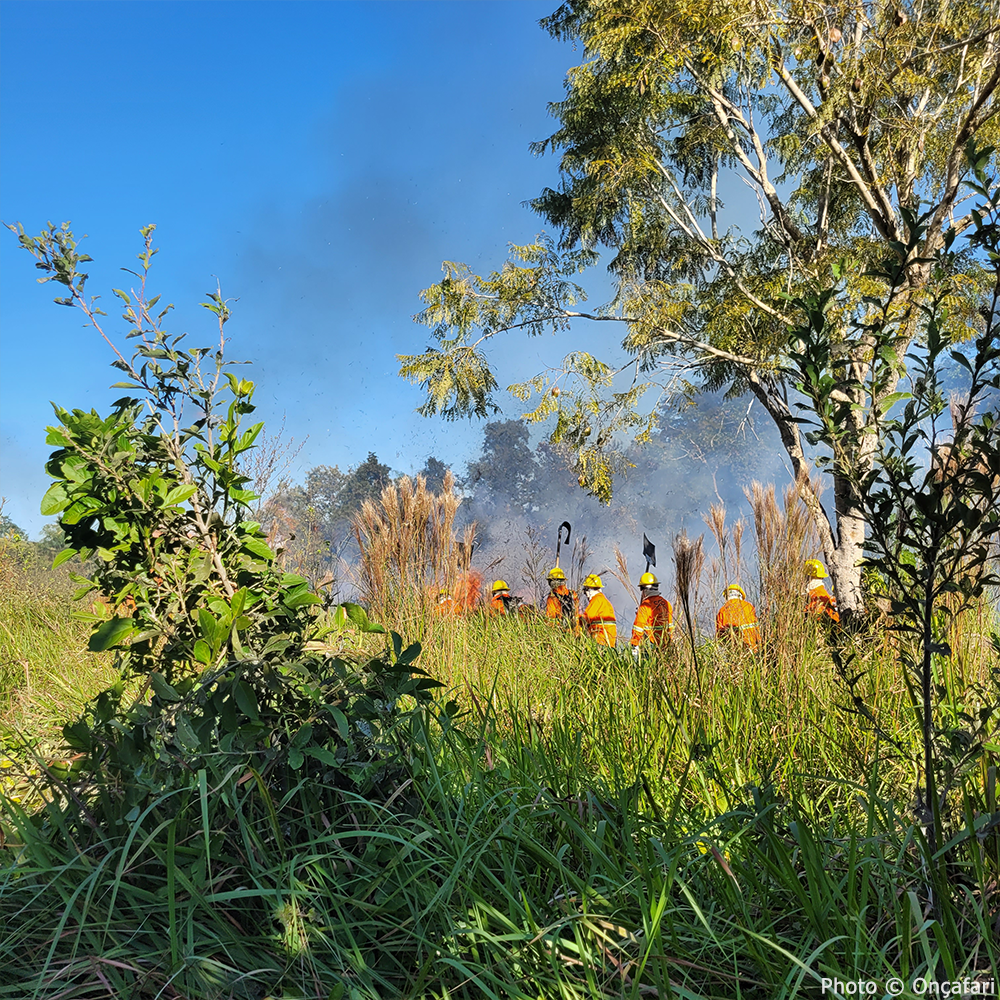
[260,391,784,590]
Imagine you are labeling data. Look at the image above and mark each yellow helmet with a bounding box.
[725,583,746,599]
[639,572,658,587]
[492,580,510,594]
[804,559,828,579]
[546,567,566,581]
[583,574,603,589]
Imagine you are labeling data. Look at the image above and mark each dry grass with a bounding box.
[520,525,551,605]
[0,544,117,742]
[352,471,476,628]
[610,546,640,606]
[741,479,823,660]
[703,502,750,595]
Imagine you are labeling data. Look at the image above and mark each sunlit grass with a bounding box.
[1,562,998,999]
[0,557,116,736]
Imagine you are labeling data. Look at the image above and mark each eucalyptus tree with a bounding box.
[399,0,1000,616]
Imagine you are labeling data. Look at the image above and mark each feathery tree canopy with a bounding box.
[399,0,1000,615]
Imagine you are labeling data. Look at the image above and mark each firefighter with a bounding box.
[805,559,840,623]
[436,588,457,617]
[715,584,761,650]
[579,574,617,645]
[488,579,531,615]
[544,567,578,627]
[630,572,673,657]
[489,580,513,614]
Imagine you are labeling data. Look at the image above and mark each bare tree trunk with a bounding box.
[747,374,869,617]
[829,470,866,618]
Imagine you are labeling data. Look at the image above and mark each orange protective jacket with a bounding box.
[581,592,617,646]
[630,594,674,646]
[715,598,761,649]
[806,585,840,623]
[436,596,458,618]
[545,585,579,626]
[489,593,509,615]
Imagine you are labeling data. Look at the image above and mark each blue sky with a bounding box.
[2,0,626,536]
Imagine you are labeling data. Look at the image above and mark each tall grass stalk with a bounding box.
[353,471,471,628]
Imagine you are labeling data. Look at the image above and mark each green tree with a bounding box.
[269,464,349,580]
[0,514,26,540]
[399,0,1000,616]
[267,455,395,583]
[338,451,392,514]
[465,419,541,512]
[824,154,1000,920]
[418,455,450,494]
[6,220,434,839]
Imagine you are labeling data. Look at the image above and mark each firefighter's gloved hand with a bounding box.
[631,645,640,662]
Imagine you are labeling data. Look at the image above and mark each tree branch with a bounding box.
[770,55,899,243]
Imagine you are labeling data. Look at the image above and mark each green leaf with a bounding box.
[164,484,198,506]
[241,537,275,561]
[40,482,69,515]
[231,587,248,618]
[397,642,422,666]
[288,748,304,770]
[198,608,218,644]
[290,723,314,748]
[877,391,912,415]
[235,681,259,721]
[329,706,350,742]
[284,589,322,609]
[150,672,181,702]
[88,617,135,651]
[174,714,201,753]
[341,602,384,631]
[51,547,76,569]
[193,639,212,665]
[303,746,339,767]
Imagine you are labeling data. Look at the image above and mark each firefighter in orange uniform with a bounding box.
[630,572,673,657]
[579,574,617,646]
[489,579,532,616]
[489,580,512,614]
[805,560,840,623]
[436,588,458,617]
[715,584,761,650]
[544,567,578,629]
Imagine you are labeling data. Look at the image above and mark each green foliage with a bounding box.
[0,514,25,541]
[790,151,1000,920]
[2,221,441,833]
[266,452,395,583]
[3,514,999,996]
[5,604,999,998]
[6,194,1000,996]
[401,1,1000,605]
[465,419,541,510]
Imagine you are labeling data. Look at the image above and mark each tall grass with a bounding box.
[3,610,997,998]
[0,537,115,737]
[3,505,999,998]
[353,471,474,628]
